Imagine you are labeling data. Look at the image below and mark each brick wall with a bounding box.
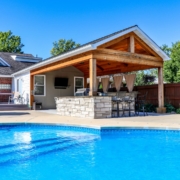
[0,78,12,84]
[0,78,12,102]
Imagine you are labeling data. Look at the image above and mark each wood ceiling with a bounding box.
[73,59,155,77]
[102,33,157,56]
[73,32,161,77]
[106,37,153,55]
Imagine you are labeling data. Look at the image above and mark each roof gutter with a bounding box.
[12,44,94,76]
[0,75,13,78]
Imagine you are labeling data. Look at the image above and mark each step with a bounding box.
[0,135,97,166]
[0,104,30,111]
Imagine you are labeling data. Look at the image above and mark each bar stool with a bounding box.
[123,91,138,117]
[112,91,126,117]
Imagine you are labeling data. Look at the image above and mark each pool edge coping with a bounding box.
[0,122,180,132]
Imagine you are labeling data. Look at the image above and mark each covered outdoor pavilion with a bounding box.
[30,26,169,118]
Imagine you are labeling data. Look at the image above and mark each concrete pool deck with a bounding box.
[0,110,180,130]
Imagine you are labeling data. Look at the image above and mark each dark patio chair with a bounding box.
[135,91,148,116]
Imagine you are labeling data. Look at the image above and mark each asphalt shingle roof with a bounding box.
[82,25,137,45]
[43,25,138,62]
[0,52,37,75]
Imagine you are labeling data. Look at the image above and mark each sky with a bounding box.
[0,0,179,59]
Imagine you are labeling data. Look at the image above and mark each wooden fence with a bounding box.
[107,83,180,108]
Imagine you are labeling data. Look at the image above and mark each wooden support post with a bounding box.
[84,76,87,88]
[157,67,166,113]
[89,58,97,96]
[30,74,34,109]
[130,35,135,53]
[158,67,164,107]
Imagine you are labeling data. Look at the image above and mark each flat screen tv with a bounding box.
[54,77,68,89]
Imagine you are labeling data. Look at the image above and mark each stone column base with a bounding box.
[156,107,166,113]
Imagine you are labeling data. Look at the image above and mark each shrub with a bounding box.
[164,103,175,113]
[145,103,156,112]
[137,103,156,112]
[176,108,180,114]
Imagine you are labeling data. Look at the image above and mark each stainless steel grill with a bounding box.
[75,88,89,96]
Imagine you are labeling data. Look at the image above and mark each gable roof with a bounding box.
[0,52,40,76]
[12,25,170,75]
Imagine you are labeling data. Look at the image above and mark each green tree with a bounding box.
[163,42,180,83]
[149,68,158,77]
[134,70,157,86]
[134,71,145,86]
[0,30,24,53]
[161,44,171,57]
[50,39,80,56]
[176,70,180,82]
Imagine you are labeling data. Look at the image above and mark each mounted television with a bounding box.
[54,77,68,89]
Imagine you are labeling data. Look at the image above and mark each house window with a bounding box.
[34,75,45,96]
[17,79,19,92]
[0,58,10,67]
[0,84,11,89]
[74,77,84,95]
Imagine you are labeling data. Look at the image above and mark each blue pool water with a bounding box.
[0,125,180,180]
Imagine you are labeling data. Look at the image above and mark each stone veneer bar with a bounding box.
[54,96,112,119]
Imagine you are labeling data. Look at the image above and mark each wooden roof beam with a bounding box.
[84,65,155,77]
[93,48,163,67]
[31,54,92,75]
[97,33,132,48]
[97,64,104,71]
[129,35,134,53]
[122,63,128,67]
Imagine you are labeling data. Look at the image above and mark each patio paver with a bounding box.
[0,110,180,130]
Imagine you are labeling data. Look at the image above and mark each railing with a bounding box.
[0,91,12,102]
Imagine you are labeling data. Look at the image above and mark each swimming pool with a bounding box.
[0,124,180,180]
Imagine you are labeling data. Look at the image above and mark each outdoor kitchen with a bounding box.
[54,74,137,119]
